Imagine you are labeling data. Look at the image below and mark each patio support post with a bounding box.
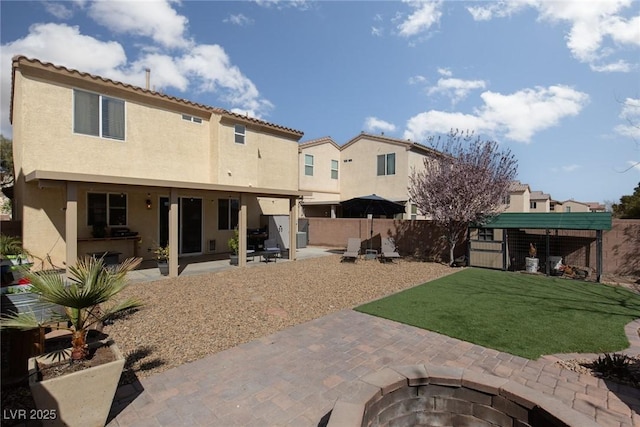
[596,229,603,283]
[545,229,550,276]
[238,194,247,267]
[169,188,179,278]
[65,182,78,272]
[289,197,297,260]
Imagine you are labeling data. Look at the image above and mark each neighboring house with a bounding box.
[503,181,531,212]
[529,191,551,213]
[554,199,591,213]
[298,132,442,219]
[586,202,607,212]
[10,56,306,276]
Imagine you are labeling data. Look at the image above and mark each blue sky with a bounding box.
[1,0,639,204]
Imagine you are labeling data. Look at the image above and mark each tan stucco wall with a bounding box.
[299,143,341,194]
[529,199,550,212]
[557,200,590,213]
[340,137,409,201]
[504,190,531,213]
[215,119,299,191]
[15,73,213,183]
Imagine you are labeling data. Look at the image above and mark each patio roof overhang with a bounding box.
[25,170,311,198]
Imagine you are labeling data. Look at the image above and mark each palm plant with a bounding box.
[0,256,143,361]
[0,234,28,260]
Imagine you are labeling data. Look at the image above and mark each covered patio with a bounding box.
[24,170,309,278]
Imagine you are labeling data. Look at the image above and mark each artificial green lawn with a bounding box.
[355,268,640,360]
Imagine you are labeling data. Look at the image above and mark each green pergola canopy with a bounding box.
[478,212,612,231]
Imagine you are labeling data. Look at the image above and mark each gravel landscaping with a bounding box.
[105,255,457,384]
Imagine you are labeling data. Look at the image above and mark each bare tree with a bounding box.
[409,130,518,265]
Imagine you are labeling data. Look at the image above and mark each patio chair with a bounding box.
[380,237,401,263]
[341,238,361,262]
[262,238,281,262]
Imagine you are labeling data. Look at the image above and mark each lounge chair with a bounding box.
[380,237,401,263]
[341,238,361,262]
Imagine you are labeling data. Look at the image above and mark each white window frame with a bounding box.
[73,89,125,140]
[182,114,202,124]
[530,201,537,209]
[234,124,246,144]
[331,159,338,179]
[377,153,396,176]
[305,154,314,176]
[218,198,239,230]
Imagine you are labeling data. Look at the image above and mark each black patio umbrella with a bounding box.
[340,194,405,250]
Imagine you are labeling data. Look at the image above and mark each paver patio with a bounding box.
[107,309,640,426]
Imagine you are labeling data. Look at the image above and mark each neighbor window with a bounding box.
[218,198,239,230]
[565,206,571,212]
[478,228,494,241]
[305,154,314,176]
[182,114,202,123]
[331,159,338,179]
[234,124,246,144]
[530,201,537,209]
[87,193,127,226]
[74,89,125,140]
[377,153,395,176]
[411,204,418,220]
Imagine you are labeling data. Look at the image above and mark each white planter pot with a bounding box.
[28,339,125,427]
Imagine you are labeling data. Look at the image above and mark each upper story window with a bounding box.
[305,154,314,176]
[182,114,202,123]
[234,124,246,144]
[74,89,125,140]
[88,192,127,226]
[331,160,338,179]
[377,153,395,176]
[530,201,537,209]
[565,206,571,212]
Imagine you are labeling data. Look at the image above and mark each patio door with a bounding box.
[159,196,202,255]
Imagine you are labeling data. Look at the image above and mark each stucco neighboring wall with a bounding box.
[299,142,341,194]
[340,137,408,201]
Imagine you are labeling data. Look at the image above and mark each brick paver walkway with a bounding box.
[107,311,640,427]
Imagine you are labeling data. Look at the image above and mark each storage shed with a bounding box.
[468,212,612,282]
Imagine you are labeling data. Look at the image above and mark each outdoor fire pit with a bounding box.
[325,364,599,427]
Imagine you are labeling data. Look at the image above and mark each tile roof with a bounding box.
[530,190,550,200]
[508,180,530,192]
[10,55,303,138]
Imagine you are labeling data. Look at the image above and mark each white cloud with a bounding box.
[562,164,581,172]
[86,0,190,49]
[364,117,397,134]
[427,77,486,104]
[42,1,74,19]
[467,0,640,72]
[1,1,276,137]
[397,0,442,37]
[590,60,632,73]
[224,14,254,26]
[371,26,383,37]
[408,75,427,85]
[615,97,640,139]
[254,0,312,10]
[404,85,589,143]
[437,67,452,77]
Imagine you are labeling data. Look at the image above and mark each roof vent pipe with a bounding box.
[145,68,150,90]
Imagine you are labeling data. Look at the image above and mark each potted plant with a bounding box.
[228,230,239,266]
[154,244,170,275]
[0,256,143,427]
